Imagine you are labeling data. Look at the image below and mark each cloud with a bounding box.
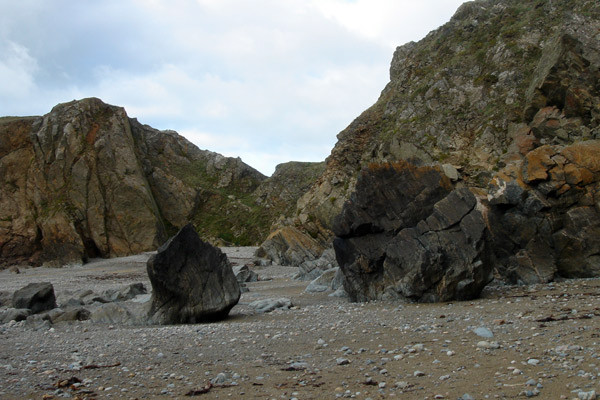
[0,0,465,175]
[0,41,38,98]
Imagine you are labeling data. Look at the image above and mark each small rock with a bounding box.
[473,327,493,338]
[249,298,292,313]
[336,358,350,366]
[288,362,308,371]
[477,341,500,349]
[211,373,227,385]
[413,370,425,377]
[578,391,597,400]
[527,358,540,366]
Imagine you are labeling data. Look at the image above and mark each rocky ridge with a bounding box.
[274,0,600,242]
[0,98,322,267]
[259,0,600,287]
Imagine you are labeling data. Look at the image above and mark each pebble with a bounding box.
[477,341,500,350]
[473,327,494,338]
[578,391,597,400]
[336,358,350,366]
[395,381,409,389]
[413,370,425,377]
[527,358,540,366]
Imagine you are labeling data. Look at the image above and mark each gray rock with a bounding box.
[51,307,90,323]
[232,265,259,283]
[0,308,31,323]
[24,314,52,330]
[331,268,345,291]
[103,283,147,302]
[296,248,338,281]
[305,268,339,293]
[60,297,84,308]
[473,327,494,338]
[147,224,240,324]
[248,298,292,313]
[12,282,57,314]
[90,303,136,324]
[253,258,272,267]
[288,362,308,371]
[329,287,348,298]
[578,390,597,400]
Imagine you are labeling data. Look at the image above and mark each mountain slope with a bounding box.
[287,0,600,242]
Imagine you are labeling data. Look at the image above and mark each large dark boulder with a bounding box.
[147,224,241,324]
[333,162,492,302]
[12,282,57,314]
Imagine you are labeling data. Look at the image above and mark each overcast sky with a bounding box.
[1,0,465,176]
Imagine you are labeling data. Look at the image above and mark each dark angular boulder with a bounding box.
[12,282,57,314]
[333,162,492,302]
[147,224,241,324]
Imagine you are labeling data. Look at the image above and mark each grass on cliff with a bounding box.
[167,159,271,245]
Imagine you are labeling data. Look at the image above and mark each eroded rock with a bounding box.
[255,226,325,268]
[147,224,240,324]
[488,140,600,284]
[334,162,492,302]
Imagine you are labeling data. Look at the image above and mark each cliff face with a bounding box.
[0,98,318,267]
[289,0,600,242]
[0,99,165,266]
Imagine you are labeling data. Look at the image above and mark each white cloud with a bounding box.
[0,0,465,175]
[0,41,38,98]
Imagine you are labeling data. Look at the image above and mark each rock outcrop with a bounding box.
[129,120,269,245]
[147,224,240,324]
[1,98,312,267]
[0,99,165,267]
[255,226,325,268]
[488,140,600,284]
[265,0,600,273]
[333,162,492,302]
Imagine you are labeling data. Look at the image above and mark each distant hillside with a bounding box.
[0,98,323,267]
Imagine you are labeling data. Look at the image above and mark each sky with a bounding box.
[0,0,465,176]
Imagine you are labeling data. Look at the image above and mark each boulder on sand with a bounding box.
[147,224,241,324]
[12,282,57,314]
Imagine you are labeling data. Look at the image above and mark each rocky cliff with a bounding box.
[286,0,600,239]
[267,0,600,265]
[0,98,318,267]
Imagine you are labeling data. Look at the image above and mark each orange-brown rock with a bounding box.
[488,140,600,284]
[255,226,325,268]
